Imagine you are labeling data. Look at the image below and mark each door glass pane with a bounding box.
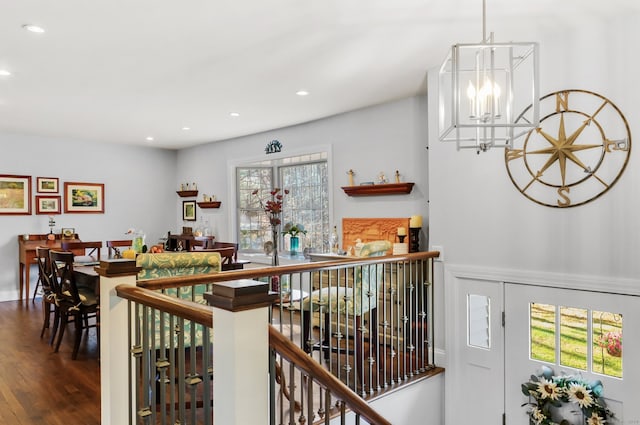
[560,306,587,370]
[530,303,556,363]
[592,310,623,378]
[467,294,490,349]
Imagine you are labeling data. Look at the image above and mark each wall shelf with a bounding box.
[177,190,198,197]
[197,201,221,209]
[341,182,415,197]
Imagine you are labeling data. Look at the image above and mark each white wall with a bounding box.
[0,133,177,301]
[176,96,429,246]
[429,13,640,280]
[429,10,640,425]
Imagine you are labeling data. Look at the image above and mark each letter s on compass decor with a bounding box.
[505,89,631,208]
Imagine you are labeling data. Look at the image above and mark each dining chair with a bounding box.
[49,250,100,359]
[211,242,239,263]
[191,247,237,270]
[189,239,206,250]
[60,241,103,264]
[35,246,58,343]
[106,239,132,258]
[32,244,51,302]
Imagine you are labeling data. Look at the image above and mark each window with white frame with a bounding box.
[530,302,623,378]
[236,152,328,253]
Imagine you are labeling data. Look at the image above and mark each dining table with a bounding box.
[73,264,100,295]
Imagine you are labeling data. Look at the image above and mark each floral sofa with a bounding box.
[136,251,221,348]
[137,251,221,301]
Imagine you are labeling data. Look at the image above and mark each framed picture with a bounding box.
[64,182,105,213]
[35,195,61,214]
[61,228,75,239]
[0,174,31,215]
[183,200,196,221]
[36,177,59,193]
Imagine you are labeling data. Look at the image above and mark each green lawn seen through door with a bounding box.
[530,303,622,378]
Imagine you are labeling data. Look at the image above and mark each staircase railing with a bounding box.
[98,250,438,424]
[270,325,392,425]
[115,285,213,425]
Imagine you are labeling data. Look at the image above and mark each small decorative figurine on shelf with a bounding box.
[395,170,401,183]
[47,216,56,240]
[347,169,355,186]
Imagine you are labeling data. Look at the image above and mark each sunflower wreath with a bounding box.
[521,366,614,425]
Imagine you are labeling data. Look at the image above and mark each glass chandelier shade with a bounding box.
[439,24,540,153]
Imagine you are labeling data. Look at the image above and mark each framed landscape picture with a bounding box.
[64,182,105,213]
[36,177,59,193]
[0,174,31,215]
[183,200,196,221]
[35,195,61,214]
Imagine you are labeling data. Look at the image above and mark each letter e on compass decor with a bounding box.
[505,89,631,208]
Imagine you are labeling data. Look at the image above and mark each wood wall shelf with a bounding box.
[197,201,222,209]
[341,182,415,197]
[177,190,198,197]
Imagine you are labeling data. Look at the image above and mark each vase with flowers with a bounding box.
[252,188,289,267]
[283,222,307,256]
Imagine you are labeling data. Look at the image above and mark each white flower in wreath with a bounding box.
[537,378,561,400]
[530,406,547,425]
[568,383,594,408]
[587,411,606,425]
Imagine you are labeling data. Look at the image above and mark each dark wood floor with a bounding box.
[0,298,100,424]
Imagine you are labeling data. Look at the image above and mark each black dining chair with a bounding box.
[49,250,100,359]
[35,246,58,343]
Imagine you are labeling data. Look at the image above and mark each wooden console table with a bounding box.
[18,234,80,302]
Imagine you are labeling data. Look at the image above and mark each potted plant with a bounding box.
[282,222,307,256]
[597,331,622,357]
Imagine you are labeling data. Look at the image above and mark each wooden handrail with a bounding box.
[136,250,439,290]
[115,285,213,326]
[269,326,392,425]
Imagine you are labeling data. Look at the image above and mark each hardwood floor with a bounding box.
[0,299,100,424]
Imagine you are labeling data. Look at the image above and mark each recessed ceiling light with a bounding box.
[182,127,191,131]
[23,24,45,33]
[229,112,240,117]
[146,136,154,141]
[296,90,309,96]
[0,70,11,77]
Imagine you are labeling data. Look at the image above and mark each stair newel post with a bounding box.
[205,279,278,425]
[95,260,141,425]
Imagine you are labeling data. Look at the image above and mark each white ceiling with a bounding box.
[1,0,638,150]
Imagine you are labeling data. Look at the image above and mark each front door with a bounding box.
[504,283,640,424]
[446,276,504,424]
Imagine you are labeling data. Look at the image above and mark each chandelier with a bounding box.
[438,0,540,153]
